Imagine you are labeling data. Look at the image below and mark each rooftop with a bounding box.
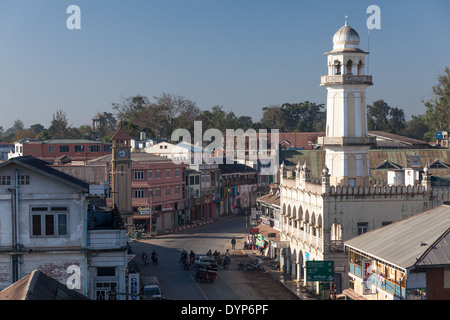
[0,269,90,300]
[345,205,450,270]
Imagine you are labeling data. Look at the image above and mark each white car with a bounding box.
[194,255,217,268]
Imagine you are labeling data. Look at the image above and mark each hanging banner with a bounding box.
[362,259,372,295]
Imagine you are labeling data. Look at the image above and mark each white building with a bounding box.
[278,21,450,298]
[0,155,128,300]
[143,141,206,166]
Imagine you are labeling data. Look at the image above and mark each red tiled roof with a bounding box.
[111,129,131,141]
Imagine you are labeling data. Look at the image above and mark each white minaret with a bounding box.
[318,18,375,187]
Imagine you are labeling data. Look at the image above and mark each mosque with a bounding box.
[278,20,450,297]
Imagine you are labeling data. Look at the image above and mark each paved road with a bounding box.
[129,216,297,300]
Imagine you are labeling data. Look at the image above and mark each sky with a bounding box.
[0,0,449,130]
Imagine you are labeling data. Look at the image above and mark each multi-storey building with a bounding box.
[8,138,112,162]
[0,155,128,300]
[345,204,450,300]
[219,162,258,216]
[186,163,221,221]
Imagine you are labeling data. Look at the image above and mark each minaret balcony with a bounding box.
[320,74,373,86]
[317,136,376,146]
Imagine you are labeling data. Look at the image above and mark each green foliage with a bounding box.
[260,101,325,132]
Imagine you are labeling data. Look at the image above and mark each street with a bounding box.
[129,216,297,300]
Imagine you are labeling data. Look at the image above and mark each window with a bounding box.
[175,185,180,195]
[75,145,85,153]
[166,169,171,178]
[59,145,70,153]
[444,268,450,289]
[175,168,180,177]
[97,267,116,277]
[155,188,161,197]
[89,145,101,152]
[166,187,171,196]
[103,144,112,152]
[18,175,30,185]
[357,222,368,235]
[346,59,353,75]
[348,178,356,187]
[134,170,144,180]
[31,206,68,237]
[95,281,118,300]
[156,170,161,179]
[48,146,54,153]
[134,188,145,198]
[0,176,11,185]
[147,170,153,180]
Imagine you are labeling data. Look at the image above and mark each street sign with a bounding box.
[278,241,290,248]
[306,260,334,282]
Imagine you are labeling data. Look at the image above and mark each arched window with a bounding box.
[330,222,343,250]
[358,60,364,75]
[346,59,353,75]
[334,60,341,75]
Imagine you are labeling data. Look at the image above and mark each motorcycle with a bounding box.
[223,256,231,270]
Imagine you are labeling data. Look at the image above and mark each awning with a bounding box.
[342,288,367,300]
[254,223,280,243]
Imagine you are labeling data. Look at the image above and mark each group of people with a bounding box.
[180,249,196,269]
[141,250,158,265]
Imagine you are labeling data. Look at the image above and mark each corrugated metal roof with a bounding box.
[0,155,89,191]
[345,205,450,270]
[280,149,450,180]
[0,270,89,300]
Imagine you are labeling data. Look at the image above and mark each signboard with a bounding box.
[436,131,443,139]
[407,154,421,167]
[138,207,152,215]
[250,228,259,234]
[362,259,372,295]
[128,273,140,300]
[306,261,334,282]
[278,241,290,249]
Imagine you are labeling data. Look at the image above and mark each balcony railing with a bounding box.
[87,229,127,250]
[320,75,373,86]
[317,136,376,146]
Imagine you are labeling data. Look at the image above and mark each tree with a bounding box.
[281,101,325,132]
[112,93,202,139]
[260,105,290,132]
[259,101,325,132]
[367,99,405,134]
[47,109,71,139]
[401,115,429,141]
[422,67,450,139]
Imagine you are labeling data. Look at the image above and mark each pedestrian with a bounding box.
[231,237,236,250]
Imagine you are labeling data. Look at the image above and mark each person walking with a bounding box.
[231,237,236,250]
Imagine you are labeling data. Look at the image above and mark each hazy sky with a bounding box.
[0,0,449,130]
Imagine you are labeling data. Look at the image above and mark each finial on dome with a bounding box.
[345,15,348,26]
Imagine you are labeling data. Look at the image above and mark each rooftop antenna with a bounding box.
[367,0,371,74]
